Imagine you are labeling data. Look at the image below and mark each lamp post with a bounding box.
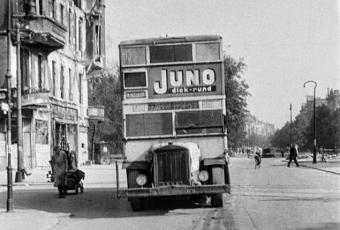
[15,22,24,182]
[5,0,13,212]
[289,103,292,146]
[303,80,317,164]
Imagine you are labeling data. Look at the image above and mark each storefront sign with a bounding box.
[51,104,77,122]
[88,106,105,121]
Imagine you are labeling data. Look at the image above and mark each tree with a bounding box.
[271,102,340,151]
[270,122,290,149]
[292,105,312,150]
[224,55,250,148]
[88,68,123,158]
[308,105,337,149]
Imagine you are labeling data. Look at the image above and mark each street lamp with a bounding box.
[15,22,24,183]
[5,0,13,212]
[289,103,292,146]
[303,80,317,164]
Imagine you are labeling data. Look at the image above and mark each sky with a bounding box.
[104,0,340,128]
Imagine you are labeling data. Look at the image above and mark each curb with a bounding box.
[0,182,52,187]
[299,164,340,175]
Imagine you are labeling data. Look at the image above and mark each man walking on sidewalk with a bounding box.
[288,144,299,167]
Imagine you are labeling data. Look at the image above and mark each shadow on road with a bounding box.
[0,187,208,219]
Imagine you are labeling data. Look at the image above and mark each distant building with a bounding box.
[303,88,340,112]
[244,114,275,138]
[327,89,340,111]
[305,96,327,111]
[0,0,105,170]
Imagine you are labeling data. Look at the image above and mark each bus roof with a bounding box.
[119,35,222,46]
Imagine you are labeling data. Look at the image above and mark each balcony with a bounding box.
[22,89,49,108]
[19,16,66,52]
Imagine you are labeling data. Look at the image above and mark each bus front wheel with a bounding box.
[129,197,144,211]
[211,166,225,207]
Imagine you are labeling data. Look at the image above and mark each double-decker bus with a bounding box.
[117,35,230,210]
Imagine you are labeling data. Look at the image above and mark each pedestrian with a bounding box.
[287,144,299,167]
[254,146,262,168]
[320,147,326,162]
[52,146,69,198]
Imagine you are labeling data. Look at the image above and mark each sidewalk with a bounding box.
[0,163,126,230]
[0,163,126,188]
[281,154,340,175]
[299,159,340,175]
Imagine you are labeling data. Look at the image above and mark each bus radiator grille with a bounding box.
[153,148,190,186]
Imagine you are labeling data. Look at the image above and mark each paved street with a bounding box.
[0,157,339,230]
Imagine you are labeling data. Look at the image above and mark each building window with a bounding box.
[52,61,56,96]
[20,48,30,92]
[60,65,64,99]
[38,55,43,89]
[39,0,43,15]
[79,73,82,104]
[36,120,48,144]
[74,13,77,50]
[68,9,72,43]
[78,18,83,52]
[49,0,56,19]
[60,4,64,25]
[73,0,82,8]
[95,25,101,56]
[69,68,73,101]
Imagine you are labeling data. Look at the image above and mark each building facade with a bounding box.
[0,0,105,170]
[244,114,275,138]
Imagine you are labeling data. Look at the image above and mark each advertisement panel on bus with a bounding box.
[148,63,222,98]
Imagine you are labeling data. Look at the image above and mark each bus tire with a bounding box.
[211,166,224,208]
[224,163,231,193]
[129,198,144,211]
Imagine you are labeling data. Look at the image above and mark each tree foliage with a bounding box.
[270,103,340,151]
[270,122,290,149]
[88,69,123,157]
[224,55,250,148]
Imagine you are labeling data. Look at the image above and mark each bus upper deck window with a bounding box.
[150,44,192,63]
[196,43,220,62]
[124,72,146,88]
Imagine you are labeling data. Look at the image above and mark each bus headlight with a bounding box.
[198,170,209,182]
[136,174,147,186]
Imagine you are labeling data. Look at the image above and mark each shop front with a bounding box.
[51,103,78,159]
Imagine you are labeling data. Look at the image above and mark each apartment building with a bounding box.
[0,0,105,169]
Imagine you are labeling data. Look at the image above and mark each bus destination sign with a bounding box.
[148,101,199,111]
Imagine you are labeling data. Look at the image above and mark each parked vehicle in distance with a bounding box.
[262,148,276,158]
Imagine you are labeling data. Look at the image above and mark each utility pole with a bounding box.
[15,23,24,182]
[6,0,13,212]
